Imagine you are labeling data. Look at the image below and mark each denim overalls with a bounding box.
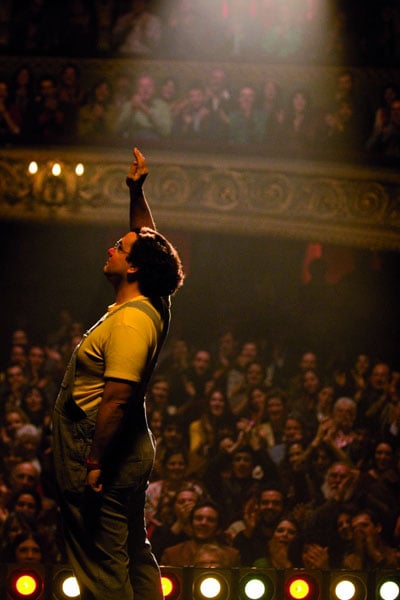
[52,299,169,600]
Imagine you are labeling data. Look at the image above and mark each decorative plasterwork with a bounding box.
[1,147,400,251]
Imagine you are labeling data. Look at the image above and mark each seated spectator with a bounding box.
[0,364,28,417]
[204,444,278,526]
[367,97,400,159]
[226,341,260,415]
[325,397,364,464]
[77,78,113,142]
[172,81,211,143]
[112,0,162,57]
[25,344,58,402]
[30,76,69,144]
[269,88,316,156]
[177,349,215,424]
[260,389,288,448]
[146,375,171,414]
[0,79,22,144]
[261,79,284,128]
[290,368,321,434]
[20,386,51,431]
[268,413,309,465]
[193,542,232,567]
[9,65,35,139]
[315,384,334,423]
[203,67,232,143]
[146,449,203,530]
[343,509,400,569]
[232,484,285,565]
[0,407,30,449]
[357,440,400,538]
[228,85,267,145]
[0,511,35,560]
[253,516,300,568]
[160,500,240,567]
[150,483,201,560]
[357,361,391,434]
[230,361,266,418]
[329,509,355,567]
[158,77,185,121]
[278,441,314,510]
[366,83,399,147]
[56,63,86,136]
[316,100,360,157]
[152,414,188,481]
[114,74,172,142]
[8,487,42,521]
[188,388,236,477]
[6,531,46,564]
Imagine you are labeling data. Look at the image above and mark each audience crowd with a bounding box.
[1,303,400,570]
[1,62,400,163]
[1,0,399,67]
[1,0,400,574]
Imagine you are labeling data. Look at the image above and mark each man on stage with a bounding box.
[52,148,184,599]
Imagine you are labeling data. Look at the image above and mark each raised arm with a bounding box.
[126,147,156,230]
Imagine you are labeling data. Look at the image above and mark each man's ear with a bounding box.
[127,265,138,275]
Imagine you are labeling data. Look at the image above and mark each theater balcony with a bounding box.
[0,57,400,252]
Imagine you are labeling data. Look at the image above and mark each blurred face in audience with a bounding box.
[192,506,219,542]
[231,451,253,479]
[337,512,353,542]
[273,519,298,546]
[15,536,42,563]
[283,418,303,442]
[266,396,285,423]
[208,390,225,417]
[370,363,390,391]
[374,442,393,471]
[164,453,186,481]
[24,387,45,412]
[299,352,317,372]
[259,490,283,524]
[5,412,25,438]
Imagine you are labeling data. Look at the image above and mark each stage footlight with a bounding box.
[238,568,276,600]
[329,572,368,600]
[375,573,400,600]
[7,565,45,600]
[284,570,321,600]
[192,568,232,600]
[160,567,184,600]
[52,567,80,599]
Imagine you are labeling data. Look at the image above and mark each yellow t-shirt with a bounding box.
[73,296,162,411]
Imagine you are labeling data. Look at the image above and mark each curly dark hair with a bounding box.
[127,227,184,297]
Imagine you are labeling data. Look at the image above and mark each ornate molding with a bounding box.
[1,146,400,251]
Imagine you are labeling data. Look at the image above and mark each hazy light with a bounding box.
[335,580,356,600]
[61,575,80,597]
[380,582,400,600]
[52,163,62,176]
[28,161,38,175]
[75,163,84,176]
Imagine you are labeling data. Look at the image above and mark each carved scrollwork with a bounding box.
[149,165,191,207]
[306,179,345,219]
[349,182,388,223]
[88,165,128,208]
[0,160,30,206]
[202,169,247,211]
[249,173,292,214]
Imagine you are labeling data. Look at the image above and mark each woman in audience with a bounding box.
[253,516,300,568]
